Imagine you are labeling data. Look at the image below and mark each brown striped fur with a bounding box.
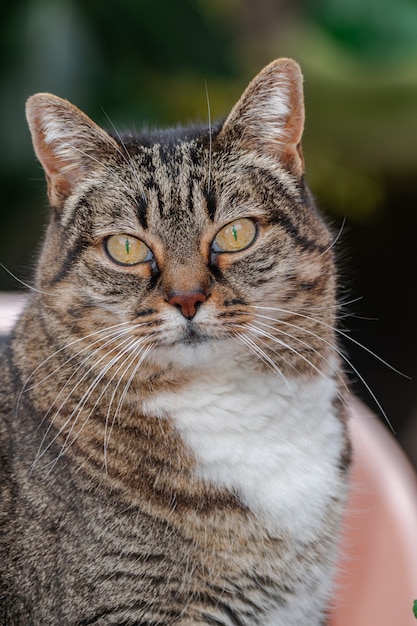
[0,59,350,625]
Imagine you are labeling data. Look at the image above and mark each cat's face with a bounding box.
[26,59,336,378]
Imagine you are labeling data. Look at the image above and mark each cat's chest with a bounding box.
[143,367,345,536]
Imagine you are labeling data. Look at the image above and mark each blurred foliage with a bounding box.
[306,0,417,63]
[1,0,417,287]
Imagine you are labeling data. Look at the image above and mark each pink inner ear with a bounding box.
[279,68,305,176]
[26,92,120,209]
[34,133,80,207]
[47,171,77,208]
[26,102,82,207]
[218,59,306,177]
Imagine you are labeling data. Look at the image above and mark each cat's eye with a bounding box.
[105,234,151,266]
[212,218,257,253]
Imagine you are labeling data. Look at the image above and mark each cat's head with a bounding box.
[26,59,336,377]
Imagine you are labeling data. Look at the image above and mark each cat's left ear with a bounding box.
[218,58,305,177]
[26,93,120,208]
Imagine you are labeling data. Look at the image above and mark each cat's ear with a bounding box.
[218,58,305,177]
[26,93,120,208]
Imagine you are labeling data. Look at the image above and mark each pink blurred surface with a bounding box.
[332,400,417,625]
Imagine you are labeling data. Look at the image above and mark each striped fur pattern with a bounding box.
[0,59,350,625]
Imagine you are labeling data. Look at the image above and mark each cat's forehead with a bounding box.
[119,137,214,241]
[76,130,301,253]
[120,133,294,223]
[129,134,210,192]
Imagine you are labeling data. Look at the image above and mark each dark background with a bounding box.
[1,0,417,464]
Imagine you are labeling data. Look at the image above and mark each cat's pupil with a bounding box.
[105,234,150,266]
[213,218,258,253]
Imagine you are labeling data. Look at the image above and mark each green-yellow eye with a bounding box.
[213,218,257,253]
[105,234,151,265]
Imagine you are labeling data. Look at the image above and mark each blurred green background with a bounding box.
[1,0,417,457]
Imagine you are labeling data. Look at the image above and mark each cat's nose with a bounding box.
[167,290,207,320]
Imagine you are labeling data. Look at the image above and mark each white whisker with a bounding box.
[17,323,136,425]
[101,339,152,468]
[247,320,349,403]
[100,108,147,203]
[31,328,137,438]
[249,306,397,431]
[249,305,409,378]
[296,296,363,313]
[102,345,144,471]
[251,317,343,380]
[31,333,141,470]
[103,343,154,469]
[19,321,134,397]
[49,338,148,472]
[22,322,135,397]
[245,322,327,381]
[0,262,51,296]
[318,217,346,258]
[69,144,140,205]
[232,330,287,382]
[246,331,300,376]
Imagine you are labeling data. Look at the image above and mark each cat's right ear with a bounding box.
[26,94,120,208]
[217,58,305,177]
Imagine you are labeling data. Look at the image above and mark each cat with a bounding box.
[0,58,351,625]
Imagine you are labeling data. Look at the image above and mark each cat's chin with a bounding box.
[178,324,210,346]
[149,338,240,371]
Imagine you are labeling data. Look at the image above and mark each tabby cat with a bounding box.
[0,59,351,625]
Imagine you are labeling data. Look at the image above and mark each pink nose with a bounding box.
[168,291,207,320]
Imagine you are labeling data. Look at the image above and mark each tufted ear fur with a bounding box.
[218,58,305,177]
[26,93,120,208]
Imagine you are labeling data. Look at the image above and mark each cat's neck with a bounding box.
[143,360,345,536]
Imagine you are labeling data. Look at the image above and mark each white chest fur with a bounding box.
[143,366,344,537]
